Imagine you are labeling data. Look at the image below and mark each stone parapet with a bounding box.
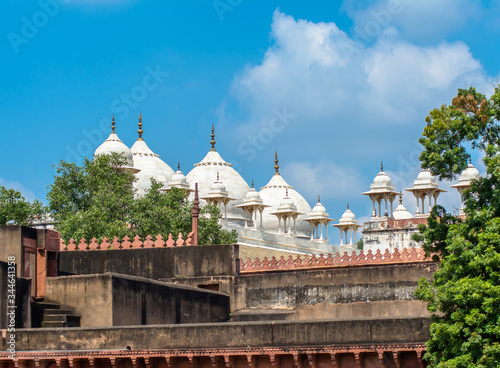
[0,317,429,351]
[240,247,430,273]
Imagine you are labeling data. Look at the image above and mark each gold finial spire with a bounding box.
[251,179,254,188]
[177,161,180,171]
[138,113,143,140]
[380,161,384,171]
[318,195,320,203]
[347,202,350,210]
[210,124,216,151]
[274,150,280,175]
[399,192,403,204]
[111,115,116,132]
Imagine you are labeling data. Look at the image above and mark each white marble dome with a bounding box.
[459,163,480,183]
[170,167,189,187]
[94,121,134,167]
[259,174,312,237]
[186,144,250,221]
[245,187,261,201]
[131,138,174,197]
[393,198,414,220]
[413,169,438,188]
[373,171,392,186]
[209,174,227,193]
[311,200,328,217]
[339,206,357,224]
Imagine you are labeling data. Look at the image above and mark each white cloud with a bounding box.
[222,10,488,134]
[281,160,365,203]
[0,178,37,202]
[218,8,495,220]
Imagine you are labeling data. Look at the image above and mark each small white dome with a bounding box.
[210,180,226,192]
[459,163,480,183]
[340,209,356,221]
[413,169,438,188]
[311,198,328,217]
[245,187,261,201]
[338,204,358,225]
[373,171,392,186]
[366,163,395,193]
[280,192,295,208]
[170,168,189,187]
[259,172,312,237]
[94,131,134,167]
[393,196,414,220]
[416,169,435,182]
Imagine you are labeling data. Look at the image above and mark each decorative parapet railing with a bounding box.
[59,233,195,251]
[240,247,431,273]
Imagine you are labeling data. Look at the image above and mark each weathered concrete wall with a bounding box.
[0,226,37,278]
[45,273,230,327]
[235,263,436,319]
[59,245,239,279]
[163,263,437,320]
[45,274,113,327]
[1,317,430,351]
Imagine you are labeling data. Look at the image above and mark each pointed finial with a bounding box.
[399,191,403,204]
[210,124,216,151]
[318,195,320,203]
[111,115,116,132]
[380,161,384,171]
[177,161,181,171]
[251,179,254,188]
[274,150,280,175]
[468,157,472,165]
[347,202,350,210]
[138,113,143,140]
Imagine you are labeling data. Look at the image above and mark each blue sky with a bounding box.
[1,0,500,225]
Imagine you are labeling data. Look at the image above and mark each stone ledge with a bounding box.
[2,317,430,351]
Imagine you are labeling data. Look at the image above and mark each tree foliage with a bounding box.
[47,153,237,244]
[415,86,500,367]
[0,186,46,226]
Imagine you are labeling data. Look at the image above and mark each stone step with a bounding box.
[43,314,67,322]
[35,302,61,310]
[41,321,65,328]
[44,309,74,315]
[230,309,296,322]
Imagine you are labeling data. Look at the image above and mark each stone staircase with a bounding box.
[37,302,81,328]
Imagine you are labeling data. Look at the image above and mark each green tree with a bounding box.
[0,186,45,226]
[48,153,136,242]
[415,86,500,367]
[131,179,237,245]
[48,154,238,245]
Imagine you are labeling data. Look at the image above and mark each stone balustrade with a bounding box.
[59,233,195,251]
[240,247,430,273]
